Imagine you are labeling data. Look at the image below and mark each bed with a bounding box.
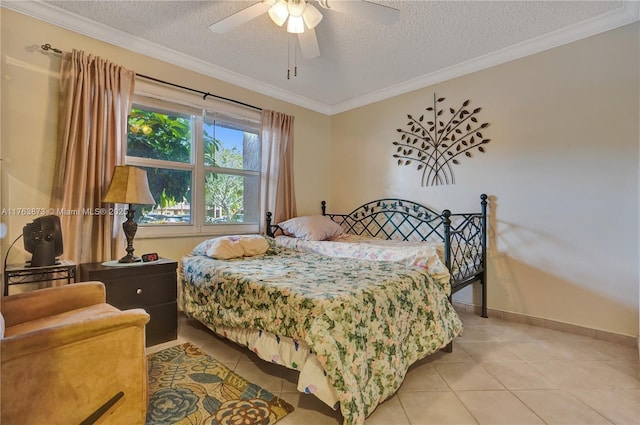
[181,195,486,425]
[267,194,489,317]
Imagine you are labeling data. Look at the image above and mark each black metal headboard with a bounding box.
[265,199,444,240]
[320,198,446,242]
[265,212,284,237]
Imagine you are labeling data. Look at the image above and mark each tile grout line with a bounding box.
[430,342,481,425]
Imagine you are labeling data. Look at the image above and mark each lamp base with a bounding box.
[117,254,141,263]
[120,204,140,264]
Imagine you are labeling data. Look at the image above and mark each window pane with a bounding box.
[204,119,260,171]
[128,107,192,163]
[205,172,259,224]
[137,167,192,224]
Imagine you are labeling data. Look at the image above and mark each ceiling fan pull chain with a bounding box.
[287,35,291,79]
[287,33,298,80]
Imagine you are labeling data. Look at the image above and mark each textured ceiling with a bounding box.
[5,1,638,114]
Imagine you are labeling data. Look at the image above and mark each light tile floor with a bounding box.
[148,311,639,425]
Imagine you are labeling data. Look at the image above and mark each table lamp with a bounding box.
[102,165,155,263]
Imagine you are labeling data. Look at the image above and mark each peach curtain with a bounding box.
[50,49,135,264]
[260,110,297,231]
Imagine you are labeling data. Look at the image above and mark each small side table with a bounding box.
[3,260,77,296]
[79,258,178,347]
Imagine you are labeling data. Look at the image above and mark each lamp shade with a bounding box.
[268,0,289,26]
[287,15,305,33]
[287,0,306,17]
[102,165,155,205]
[302,3,323,29]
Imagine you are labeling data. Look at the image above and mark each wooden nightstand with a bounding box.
[79,258,178,347]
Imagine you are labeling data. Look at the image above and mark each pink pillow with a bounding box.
[278,215,343,241]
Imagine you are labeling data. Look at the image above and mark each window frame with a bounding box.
[128,81,262,239]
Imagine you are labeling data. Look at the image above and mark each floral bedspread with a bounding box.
[276,234,451,290]
[201,322,341,408]
[181,248,463,425]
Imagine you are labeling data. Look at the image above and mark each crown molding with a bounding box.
[3,1,638,116]
[329,0,640,114]
[1,1,333,115]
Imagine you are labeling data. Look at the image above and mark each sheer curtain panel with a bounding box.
[260,110,297,231]
[50,49,135,264]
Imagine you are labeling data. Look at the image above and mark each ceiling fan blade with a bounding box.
[209,1,273,33]
[319,0,399,25]
[298,29,320,59]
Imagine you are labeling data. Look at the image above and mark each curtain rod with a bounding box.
[41,43,263,112]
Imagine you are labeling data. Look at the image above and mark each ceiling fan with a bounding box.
[209,0,400,59]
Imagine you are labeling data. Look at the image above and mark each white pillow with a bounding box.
[192,235,269,259]
[205,237,245,260]
[278,215,344,241]
[239,235,270,256]
[0,312,5,339]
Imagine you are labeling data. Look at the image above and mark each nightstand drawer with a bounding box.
[104,274,176,309]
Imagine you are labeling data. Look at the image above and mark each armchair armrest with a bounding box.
[1,307,150,363]
[1,281,106,327]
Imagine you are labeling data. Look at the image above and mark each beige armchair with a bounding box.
[1,281,150,425]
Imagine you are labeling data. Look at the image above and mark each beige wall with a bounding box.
[330,23,640,337]
[0,9,331,265]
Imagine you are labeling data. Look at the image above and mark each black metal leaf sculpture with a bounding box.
[392,94,491,186]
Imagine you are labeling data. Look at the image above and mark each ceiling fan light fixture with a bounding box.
[268,0,289,26]
[287,15,305,33]
[302,3,323,29]
[287,0,307,17]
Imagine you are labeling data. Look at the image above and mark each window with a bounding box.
[125,94,261,237]
[203,115,260,225]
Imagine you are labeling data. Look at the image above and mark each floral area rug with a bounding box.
[146,342,294,425]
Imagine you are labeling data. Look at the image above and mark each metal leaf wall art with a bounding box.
[392,94,491,186]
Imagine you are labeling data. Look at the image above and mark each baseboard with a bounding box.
[452,302,638,348]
